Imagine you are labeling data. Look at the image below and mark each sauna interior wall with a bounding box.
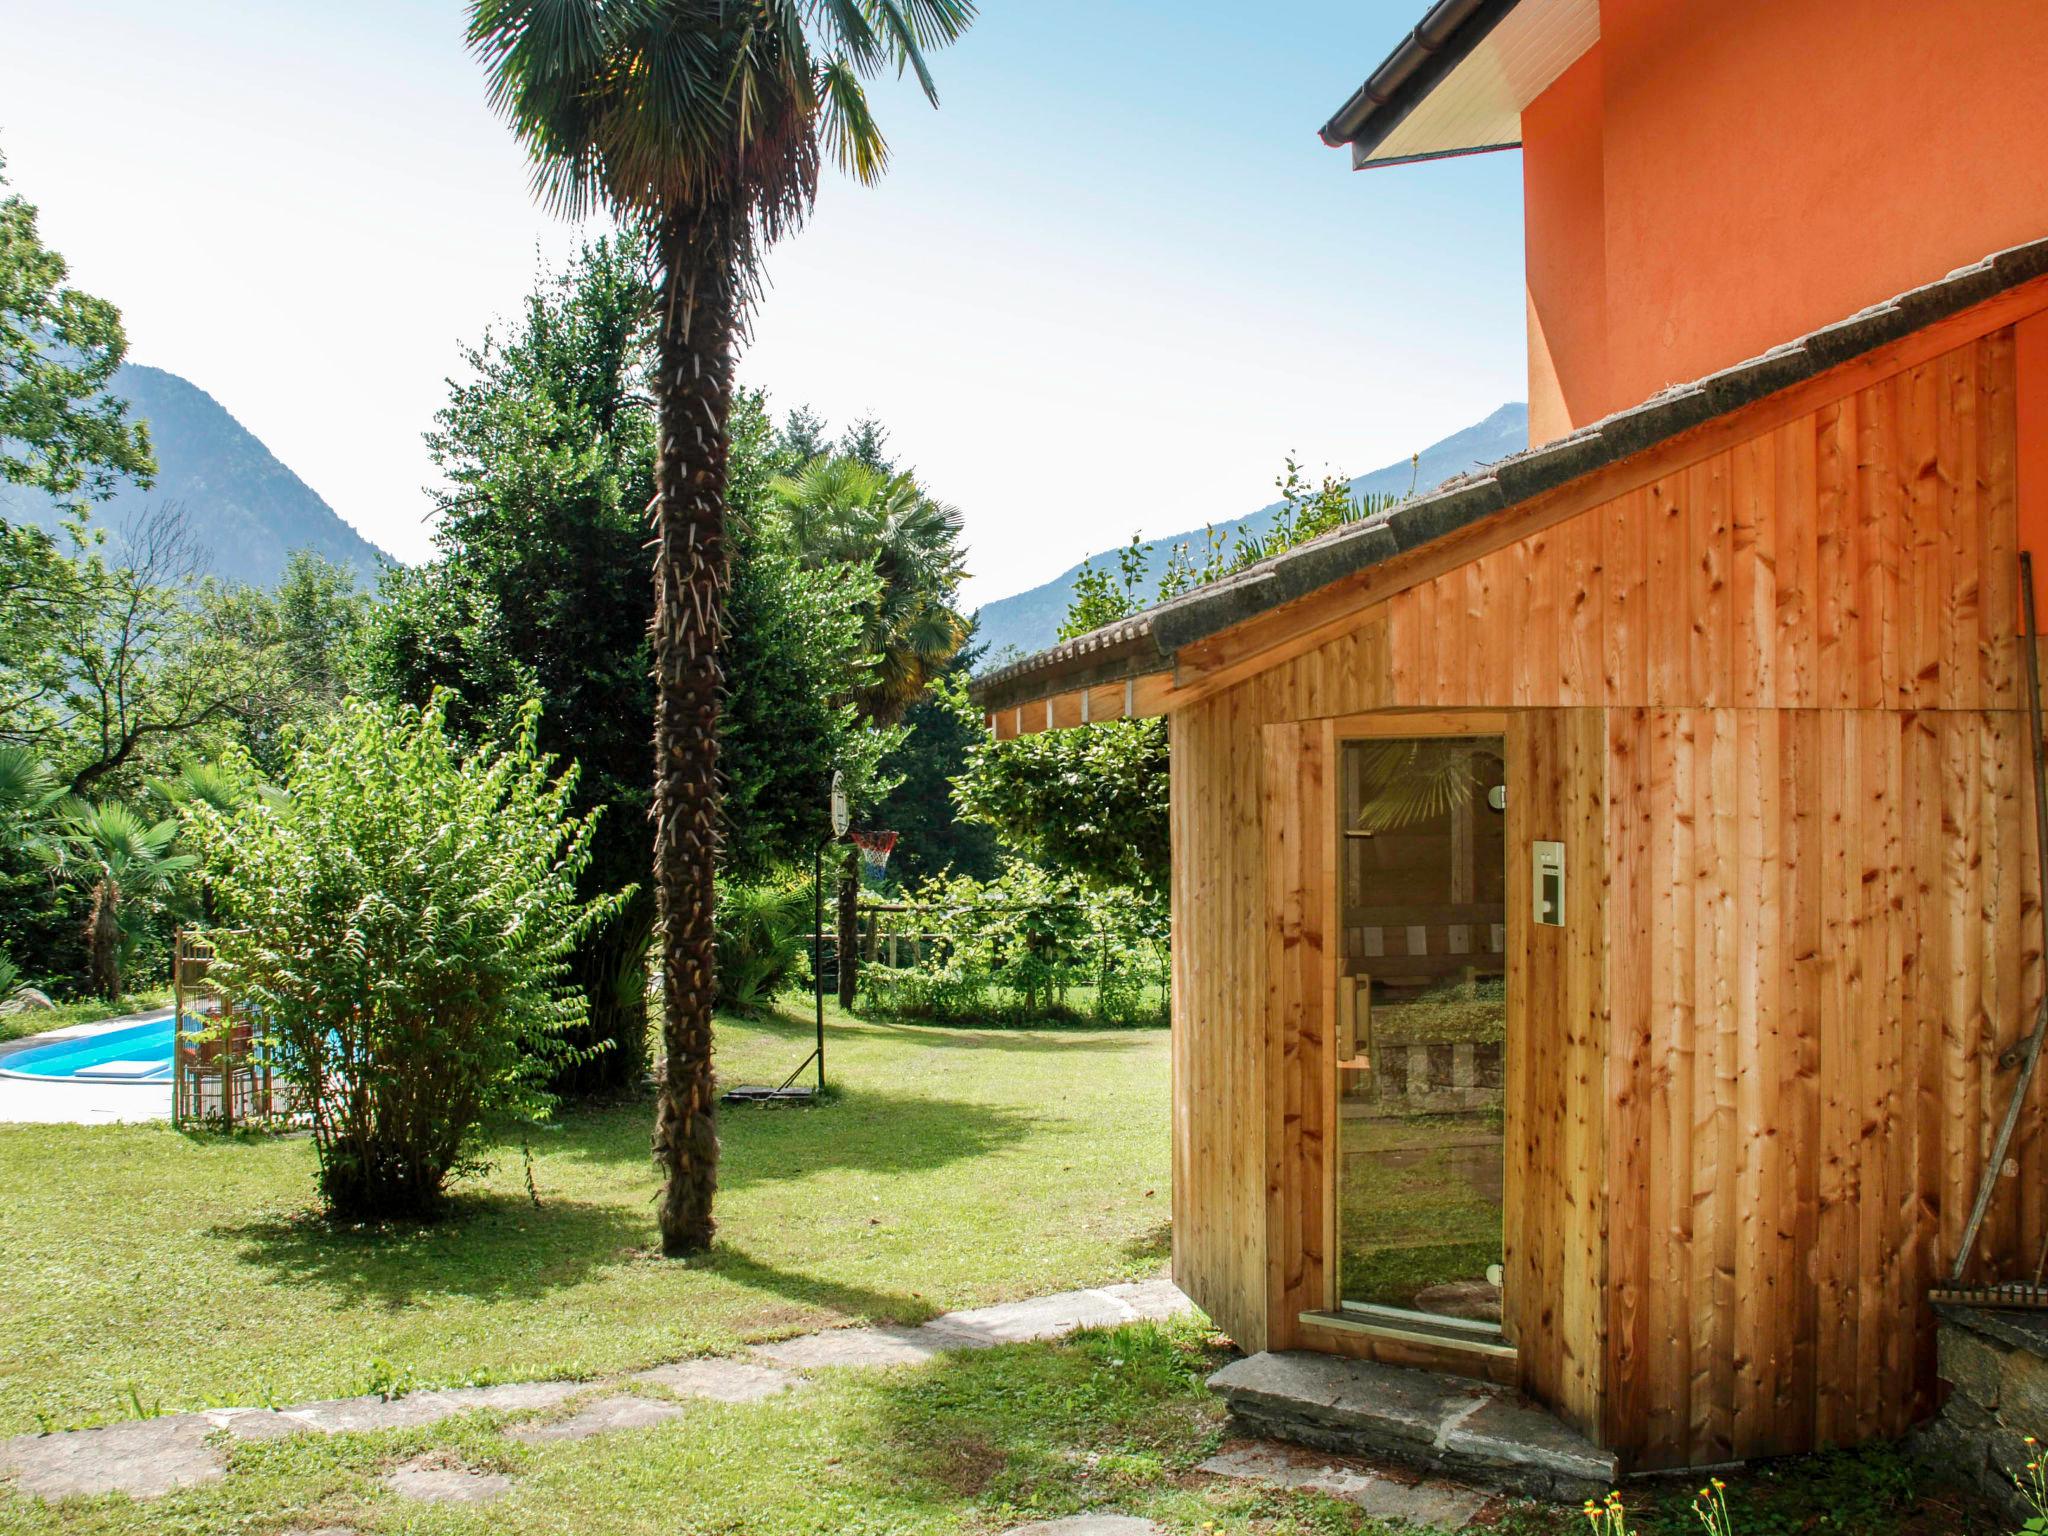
[1168,323,2047,1470]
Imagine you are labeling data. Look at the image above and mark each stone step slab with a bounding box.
[1207,1350,1617,1503]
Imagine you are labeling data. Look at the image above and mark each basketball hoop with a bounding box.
[851,830,897,887]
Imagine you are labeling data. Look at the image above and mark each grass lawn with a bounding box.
[0,1000,2015,1535]
[0,1003,1170,1437]
[2,1318,2012,1536]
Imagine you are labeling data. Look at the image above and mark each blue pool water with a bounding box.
[0,1016,177,1081]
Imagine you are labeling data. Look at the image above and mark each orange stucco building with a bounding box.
[1322,0,2048,600]
[1513,0,2048,446]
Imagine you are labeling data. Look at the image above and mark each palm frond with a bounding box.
[1348,741,1489,833]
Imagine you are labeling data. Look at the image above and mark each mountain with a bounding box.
[972,402,1529,663]
[0,363,390,589]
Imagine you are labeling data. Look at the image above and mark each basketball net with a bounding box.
[850,830,898,887]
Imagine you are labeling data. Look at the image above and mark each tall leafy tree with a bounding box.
[0,151,154,511]
[1,150,158,756]
[869,644,998,887]
[468,0,973,1254]
[368,236,662,1095]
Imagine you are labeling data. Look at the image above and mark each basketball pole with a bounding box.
[813,835,827,1095]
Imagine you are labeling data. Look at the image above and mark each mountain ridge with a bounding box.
[0,362,390,589]
[971,402,1529,662]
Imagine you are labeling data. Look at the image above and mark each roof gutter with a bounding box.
[1319,0,1526,155]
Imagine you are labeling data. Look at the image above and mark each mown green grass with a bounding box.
[3,1319,2010,1536]
[0,1320,1400,1536]
[0,1004,1170,1437]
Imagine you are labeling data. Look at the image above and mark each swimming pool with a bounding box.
[0,1015,177,1081]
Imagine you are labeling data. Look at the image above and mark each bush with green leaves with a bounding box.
[954,716,1170,895]
[860,862,1166,1026]
[713,867,815,1013]
[190,695,620,1220]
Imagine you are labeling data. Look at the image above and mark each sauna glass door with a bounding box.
[1334,735,1507,1331]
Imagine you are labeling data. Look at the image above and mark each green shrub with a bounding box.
[859,862,1167,1026]
[714,868,814,1013]
[190,695,620,1220]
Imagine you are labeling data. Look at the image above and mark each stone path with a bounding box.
[1,1276,1508,1529]
[1197,1441,1493,1528]
[0,1278,1191,1505]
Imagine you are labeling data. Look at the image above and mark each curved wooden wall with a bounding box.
[1169,321,2048,1470]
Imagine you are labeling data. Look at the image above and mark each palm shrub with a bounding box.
[713,869,813,1013]
[189,695,620,1220]
[33,798,195,1000]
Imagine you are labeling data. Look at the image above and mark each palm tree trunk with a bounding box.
[86,880,121,1002]
[650,201,740,1257]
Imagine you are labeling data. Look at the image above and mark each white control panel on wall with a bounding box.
[1533,840,1565,927]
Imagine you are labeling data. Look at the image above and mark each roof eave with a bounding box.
[1319,0,1526,158]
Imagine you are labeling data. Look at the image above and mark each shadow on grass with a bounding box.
[853,1019,1165,1054]
[532,1082,1045,1190]
[733,1003,1164,1056]
[1120,1217,1172,1269]
[844,1319,1226,1515]
[210,1190,649,1311]
[707,1242,940,1328]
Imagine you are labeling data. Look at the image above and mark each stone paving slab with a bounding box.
[632,1358,801,1403]
[220,1380,587,1441]
[753,1322,953,1370]
[753,1280,1196,1372]
[1001,1517,1163,1536]
[508,1394,685,1444]
[380,1455,512,1505]
[1198,1441,1491,1528]
[0,1277,1192,1503]
[0,1413,226,1500]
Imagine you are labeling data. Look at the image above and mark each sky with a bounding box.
[0,1,1529,610]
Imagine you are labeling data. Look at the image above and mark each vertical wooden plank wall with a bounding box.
[1170,703,1272,1348]
[1600,709,2043,1467]
[1262,721,1337,1342]
[1503,708,1611,1438]
[1166,317,2045,1464]
[1380,332,2021,713]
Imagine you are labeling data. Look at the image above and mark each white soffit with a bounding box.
[1361,0,1599,168]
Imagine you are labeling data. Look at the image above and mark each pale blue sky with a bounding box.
[0,1,1527,607]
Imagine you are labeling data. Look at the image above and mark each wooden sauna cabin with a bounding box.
[969,248,2048,1472]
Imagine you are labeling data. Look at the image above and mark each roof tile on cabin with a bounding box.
[969,235,2048,713]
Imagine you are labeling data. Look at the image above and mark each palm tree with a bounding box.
[0,747,62,855]
[767,455,968,725]
[467,0,973,1255]
[35,798,196,1001]
[766,453,967,1002]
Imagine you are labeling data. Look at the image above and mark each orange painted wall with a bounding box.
[1522,47,1607,447]
[1522,0,2048,443]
